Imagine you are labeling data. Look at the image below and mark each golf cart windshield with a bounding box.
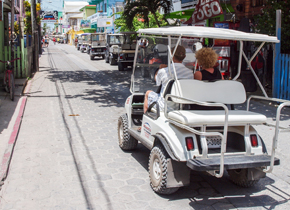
[108,35,122,45]
[92,34,106,41]
[132,36,202,94]
[131,26,279,96]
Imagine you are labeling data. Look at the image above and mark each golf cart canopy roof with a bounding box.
[138,26,279,43]
[109,32,136,36]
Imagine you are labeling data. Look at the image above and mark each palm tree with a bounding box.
[123,0,172,30]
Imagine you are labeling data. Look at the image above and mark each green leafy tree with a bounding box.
[114,11,167,32]
[14,21,20,34]
[123,0,172,30]
[24,1,41,35]
[42,23,48,36]
[254,0,290,53]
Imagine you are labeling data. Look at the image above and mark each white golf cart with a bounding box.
[117,26,289,195]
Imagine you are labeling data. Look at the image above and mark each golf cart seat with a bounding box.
[166,80,267,126]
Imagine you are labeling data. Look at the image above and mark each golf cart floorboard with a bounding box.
[187,154,280,171]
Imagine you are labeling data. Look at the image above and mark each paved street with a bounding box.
[0,42,289,209]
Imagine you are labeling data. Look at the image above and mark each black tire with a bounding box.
[81,48,84,53]
[77,46,80,51]
[90,55,94,60]
[109,56,116,65]
[3,75,9,92]
[105,55,109,63]
[102,55,105,59]
[118,114,138,150]
[141,67,149,77]
[118,62,125,71]
[149,145,179,194]
[9,74,15,101]
[227,169,259,187]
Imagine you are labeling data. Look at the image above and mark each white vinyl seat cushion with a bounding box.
[167,110,267,126]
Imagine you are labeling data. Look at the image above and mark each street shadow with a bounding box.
[128,144,289,209]
[0,86,22,138]
[46,69,131,107]
[235,100,290,122]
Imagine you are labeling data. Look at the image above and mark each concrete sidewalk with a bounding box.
[0,78,29,183]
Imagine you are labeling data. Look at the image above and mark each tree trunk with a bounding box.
[152,12,160,27]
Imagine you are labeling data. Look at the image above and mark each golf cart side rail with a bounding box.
[247,96,290,173]
[164,94,229,178]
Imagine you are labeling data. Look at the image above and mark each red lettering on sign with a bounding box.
[184,0,223,24]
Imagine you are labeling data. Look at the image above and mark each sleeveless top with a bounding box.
[201,67,222,81]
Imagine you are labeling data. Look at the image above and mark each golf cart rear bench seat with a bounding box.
[167,110,266,126]
[166,79,267,126]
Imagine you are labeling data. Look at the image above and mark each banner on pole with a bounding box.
[184,0,223,24]
[97,18,113,27]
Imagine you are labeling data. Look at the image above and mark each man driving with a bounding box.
[143,45,194,113]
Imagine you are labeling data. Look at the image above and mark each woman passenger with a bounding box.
[194,48,224,81]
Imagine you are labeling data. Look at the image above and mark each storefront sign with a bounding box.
[62,25,70,28]
[40,10,58,20]
[0,1,2,21]
[74,26,79,31]
[97,18,113,27]
[184,0,223,24]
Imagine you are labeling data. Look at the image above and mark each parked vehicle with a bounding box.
[105,32,137,71]
[77,33,90,51]
[117,26,287,195]
[80,33,91,53]
[89,33,106,60]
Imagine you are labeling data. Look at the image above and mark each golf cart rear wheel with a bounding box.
[109,56,117,65]
[227,169,259,187]
[149,145,179,194]
[118,62,125,71]
[118,114,138,150]
[105,55,109,63]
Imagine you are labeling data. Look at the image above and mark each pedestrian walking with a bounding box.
[53,37,56,45]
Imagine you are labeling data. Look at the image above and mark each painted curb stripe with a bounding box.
[0,97,27,182]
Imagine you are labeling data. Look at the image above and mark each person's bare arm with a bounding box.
[194,71,202,80]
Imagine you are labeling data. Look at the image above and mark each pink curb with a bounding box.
[0,79,32,186]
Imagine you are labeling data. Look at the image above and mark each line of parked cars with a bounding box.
[75,32,137,71]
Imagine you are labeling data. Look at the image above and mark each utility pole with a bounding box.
[10,0,15,59]
[31,0,39,73]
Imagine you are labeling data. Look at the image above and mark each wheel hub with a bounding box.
[153,159,161,180]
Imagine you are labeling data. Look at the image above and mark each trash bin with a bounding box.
[241,70,257,92]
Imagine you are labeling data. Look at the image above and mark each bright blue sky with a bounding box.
[41,0,89,30]
[41,0,89,12]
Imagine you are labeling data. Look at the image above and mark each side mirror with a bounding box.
[193,42,203,53]
[139,38,149,48]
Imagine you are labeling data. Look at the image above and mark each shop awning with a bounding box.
[167,9,195,20]
[76,30,85,35]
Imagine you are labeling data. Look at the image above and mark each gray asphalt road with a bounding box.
[0,43,289,209]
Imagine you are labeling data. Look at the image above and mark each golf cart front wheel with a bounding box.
[118,114,138,150]
[227,168,259,187]
[149,145,179,194]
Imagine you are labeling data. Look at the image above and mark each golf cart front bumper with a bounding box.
[187,154,280,171]
[91,52,105,56]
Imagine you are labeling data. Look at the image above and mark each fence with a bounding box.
[273,11,290,100]
[274,53,290,100]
